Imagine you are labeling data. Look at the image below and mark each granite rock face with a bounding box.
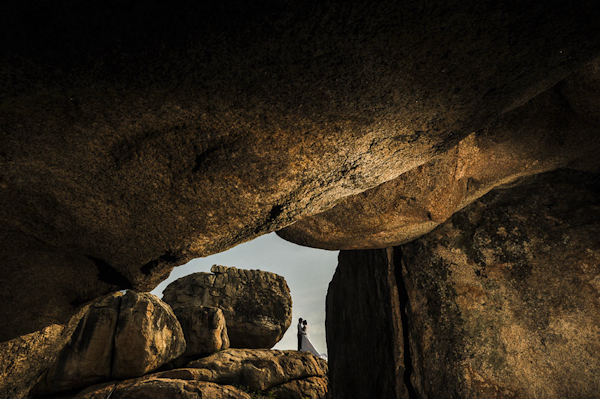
[401,169,600,398]
[163,265,292,349]
[172,306,229,360]
[278,64,600,250]
[112,291,186,379]
[4,0,600,342]
[326,249,408,399]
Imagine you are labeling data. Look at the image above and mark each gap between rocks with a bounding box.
[392,246,418,399]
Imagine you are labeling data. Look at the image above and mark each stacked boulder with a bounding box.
[163,265,293,349]
[27,266,328,399]
[31,291,186,396]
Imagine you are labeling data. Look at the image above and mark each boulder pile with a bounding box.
[163,265,293,349]
[23,267,325,399]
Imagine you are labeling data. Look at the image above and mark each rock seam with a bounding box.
[392,247,418,399]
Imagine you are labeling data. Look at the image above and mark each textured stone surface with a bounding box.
[112,291,186,379]
[278,65,600,250]
[31,291,185,396]
[0,305,90,399]
[401,169,600,398]
[268,376,330,399]
[74,379,252,399]
[173,306,229,360]
[326,249,408,399]
[163,265,291,348]
[183,348,328,392]
[32,293,123,396]
[3,0,600,342]
[72,349,328,398]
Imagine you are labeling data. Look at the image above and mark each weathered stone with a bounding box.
[0,305,90,399]
[163,265,291,349]
[173,305,229,359]
[31,293,122,396]
[3,0,600,342]
[401,169,600,398]
[112,291,186,379]
[278,64,600,250]
[268,376,330,399]
[326,249,408,399]
[74,379,252,399]
[182,348,328,392]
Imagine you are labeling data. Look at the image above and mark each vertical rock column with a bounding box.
[326,248,409,399]
[401,170,600,398]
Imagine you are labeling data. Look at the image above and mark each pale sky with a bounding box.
[151,232,339,355]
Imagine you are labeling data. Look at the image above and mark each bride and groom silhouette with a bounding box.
[297,318,323,358]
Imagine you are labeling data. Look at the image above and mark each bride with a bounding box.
[300,320,327,360]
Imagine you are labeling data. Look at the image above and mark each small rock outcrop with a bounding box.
[183,348,328,392]
[172,305,229,361]
[0,304,91,399]
[163,265,292,349]
[75,379,252,399]
[399,169,600,398]
[73,349,328,399]
[32,291,185,396]
[31,293,123,396]
[326,249,408,399]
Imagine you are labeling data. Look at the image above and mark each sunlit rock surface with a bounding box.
[31,291,185,397]
[172,306,230,363]
[163,265,291,349]
[3,0,600,343]
[73,349,328,399]
[278,62,600,250]
[184,348,328,393]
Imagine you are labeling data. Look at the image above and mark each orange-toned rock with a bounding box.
[183,348,328,392]
[278,63,600,251]
[172,305,229,360]
[112,291,186,379]
[4,0,600,344]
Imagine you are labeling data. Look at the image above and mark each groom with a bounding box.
[297,318,305,350]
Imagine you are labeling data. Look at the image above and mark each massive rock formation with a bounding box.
[401,169,600,398]
[278,62,600,250]
[32,291,185,397]
[326,249,408,399]
[326,169,600,398]
[163,265,292,349]
[3,0,600,343]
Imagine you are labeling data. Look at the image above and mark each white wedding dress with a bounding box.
[300,325,327,360]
